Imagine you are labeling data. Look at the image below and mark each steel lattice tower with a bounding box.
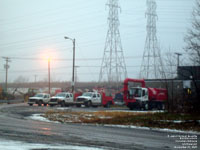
[99,0,127,84]
[140,0,164,79]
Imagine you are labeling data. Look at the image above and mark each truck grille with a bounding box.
[29,99,36,102]
[76,98,85,102]
[50,98,58,102]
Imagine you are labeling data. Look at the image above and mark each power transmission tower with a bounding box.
[140,0,164,79]
[99,0,127,86]
[3,57,11,92]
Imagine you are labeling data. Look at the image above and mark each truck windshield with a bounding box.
[34,94,44,98]
[82,93,92,97]
[130,88,142,97]
[56,93,66,97]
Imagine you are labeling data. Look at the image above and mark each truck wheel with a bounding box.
[85,101,92,107]
[144,103,149,110]
[105,102,111,108]
[129,106,134,110]
[29,104,33,106]
[161,104,165,110]
[88,101,92,107]
[76,104,81,107]
[61,101,65,107]
[158,103,162,110]
[38,101,42,106]
[84,101,89,107]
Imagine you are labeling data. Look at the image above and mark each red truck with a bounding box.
[123,78,168,110]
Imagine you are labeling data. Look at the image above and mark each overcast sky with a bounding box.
[0,0,195,83]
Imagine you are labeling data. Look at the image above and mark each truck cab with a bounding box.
[76,92,101,107]
[128,87,149,110]
[129,87,148,102]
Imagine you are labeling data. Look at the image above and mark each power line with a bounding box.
[0,55,143,62]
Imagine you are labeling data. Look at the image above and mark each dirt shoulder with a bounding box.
[43,110,200,132]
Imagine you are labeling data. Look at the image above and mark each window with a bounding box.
[142,90,145,97]
[129,88,142,97]
[82,93,92,97]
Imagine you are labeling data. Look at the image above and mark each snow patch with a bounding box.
[0,139,105,150]
[105,110,165,113]
[28,114,59,123]
[103,124,200,135]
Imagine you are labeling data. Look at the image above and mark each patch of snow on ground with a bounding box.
[56,107,72,111]
[103,124,200,135]
[28,114,59,123]
[105,110,165,113]
[0,139,106,150]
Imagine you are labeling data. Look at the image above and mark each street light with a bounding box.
[175,52,182,78]
[175,52,182,67]
[64,36,76,93]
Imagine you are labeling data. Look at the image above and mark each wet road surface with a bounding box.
[0,103,199,150]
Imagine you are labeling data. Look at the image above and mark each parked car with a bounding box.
[49,92,73,107]
[28,93,50,106]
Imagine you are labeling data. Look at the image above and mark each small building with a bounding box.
[178,66,200,80]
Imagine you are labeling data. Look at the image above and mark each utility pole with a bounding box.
[99,0,127,87]
[140,0,164,79]
[48,58,51,94]
[75,66,79,84]
[3,57,11,92]
[64,36,76,93]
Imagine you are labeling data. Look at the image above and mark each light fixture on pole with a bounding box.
[64,36,76,93]
[175,52,182,77]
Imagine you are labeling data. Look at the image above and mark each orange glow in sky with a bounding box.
[39,48,60,69]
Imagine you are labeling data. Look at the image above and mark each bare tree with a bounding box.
[185,0,200,65]
[164,50,177,79]
[13,76,29,83]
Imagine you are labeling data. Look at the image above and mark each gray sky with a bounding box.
[0,0,195,83]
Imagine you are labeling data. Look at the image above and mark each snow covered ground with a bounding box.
[0,139,106,150]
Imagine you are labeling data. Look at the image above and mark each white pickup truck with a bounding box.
[49,92,73,107]
[28,93,50,106]
[75,92,101,107]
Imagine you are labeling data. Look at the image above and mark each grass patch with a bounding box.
[43,110,200,132]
